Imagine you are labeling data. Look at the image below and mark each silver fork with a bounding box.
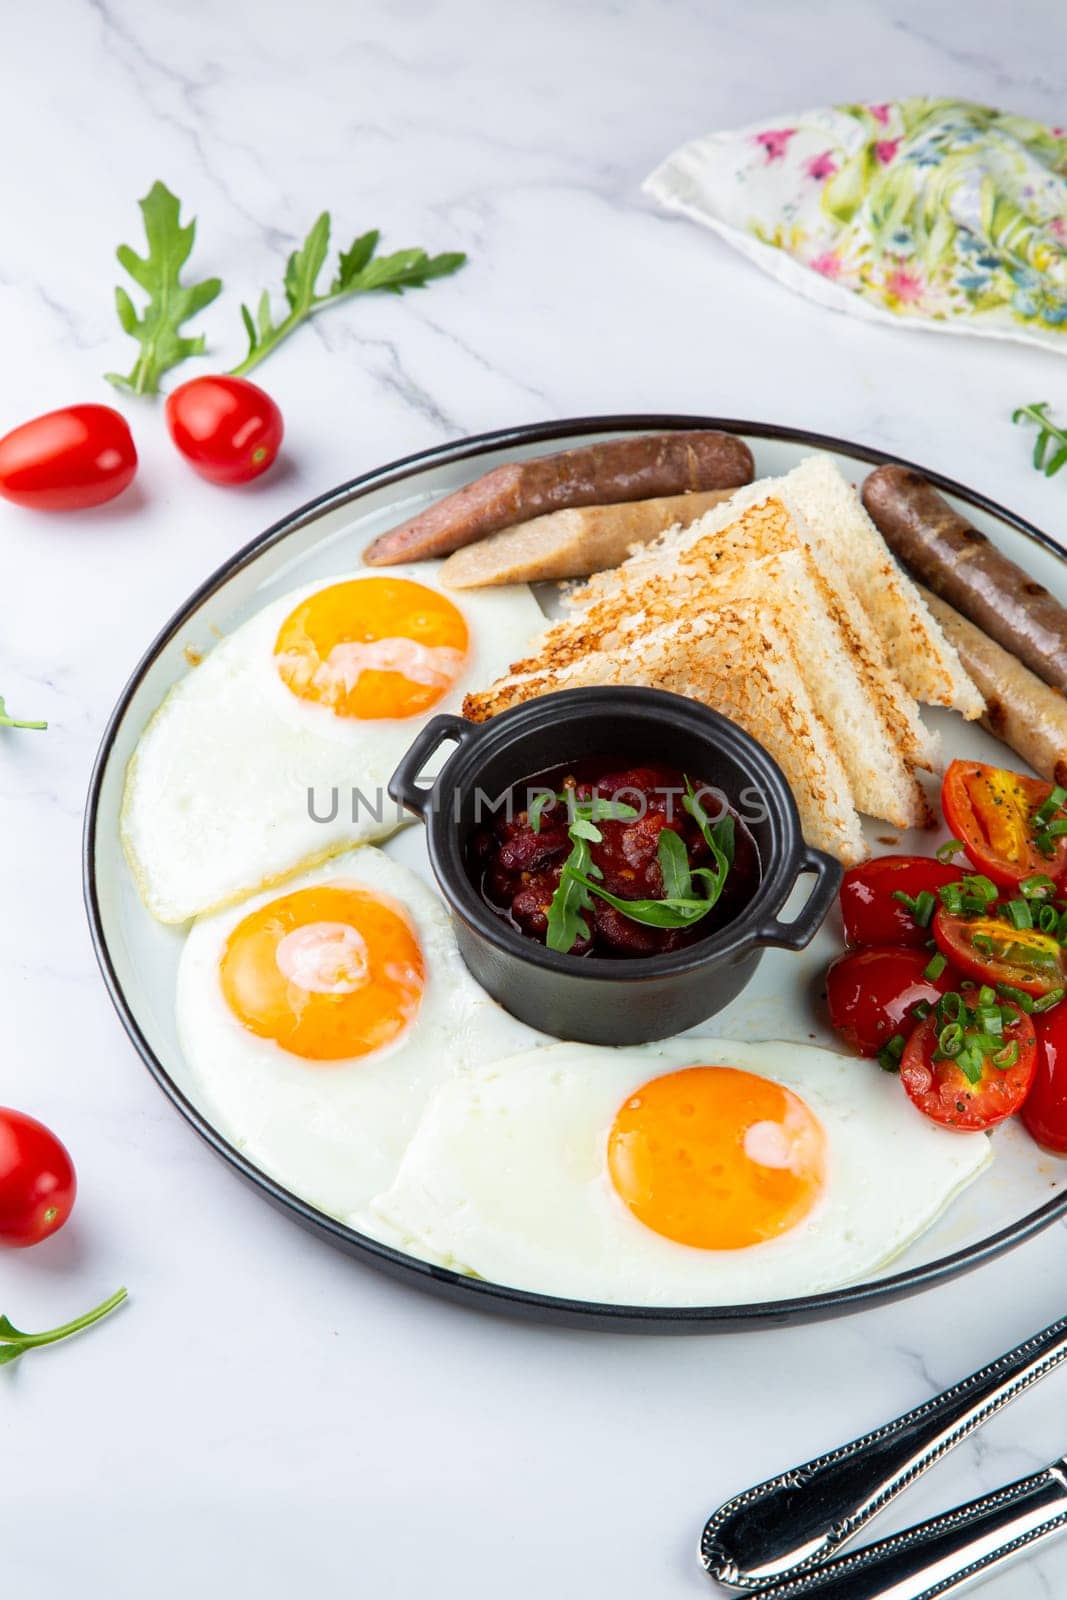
[701,1311,1067,1589]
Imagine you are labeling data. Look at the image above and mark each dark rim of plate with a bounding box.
[82,414,1067,1334]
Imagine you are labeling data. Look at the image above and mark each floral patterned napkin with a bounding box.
[644,98,1067,350]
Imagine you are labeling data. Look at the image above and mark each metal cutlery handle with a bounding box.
[701,1312,1067,1588]
[735,1462,1067,1600]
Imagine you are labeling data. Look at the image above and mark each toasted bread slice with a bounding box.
[779,454,984,718]
[710,554,932,829]
[464,596,867,865]
[482,494,934,824]
[566,487,940,773]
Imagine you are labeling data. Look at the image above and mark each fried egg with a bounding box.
[122,566,544,922]
[371,1037,992,1304]
[176,848,542,1227]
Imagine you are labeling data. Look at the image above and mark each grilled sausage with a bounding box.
[363,431,755,565]
[438,488,736,588]
[862,464,1067,694]
[920,587,1067,785]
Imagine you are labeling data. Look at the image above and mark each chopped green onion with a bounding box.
[1020,873,1058,899]
[975,1008,1004,1038]
[913,890,936,928]
[1038,904,1059,934]
[972,933,995,956]
[955,1046,985,1085]
[1032,987,1066,1014]
[911,1000,931,1022]
[1004,899,1033,930]
[940,883,965,915]
[1035,821,1067,854]
[977,984,997,1008]
[1032,786,1067,828]
[924,952,947,982]
[878,1033,906,1073]
[939,991,965,1023]
[962,874,999,905]
[998,984,1036,1013]
[936,839,967,864]
[892,888,935,925]
[938,1022,964,1057]
[993,1040,1021,1069]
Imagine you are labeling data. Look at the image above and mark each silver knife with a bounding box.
[717,1458,1067,1600]
[701,1312,1067,1588]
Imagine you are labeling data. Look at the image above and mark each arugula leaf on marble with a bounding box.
[0,694,46,731]
[1013,402,1067,478]
[0,1287,127,1366]
[107,183,223,396]
[230,212,467,377]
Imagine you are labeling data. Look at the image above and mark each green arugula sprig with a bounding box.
[107,182,223,395]
[1013,403,1067,478]
[230,213,466,377]
[533,780,735,955]
[0,694,46,731]
[0,1287,127,1367]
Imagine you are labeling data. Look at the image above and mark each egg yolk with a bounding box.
[274,578,469,720]
[220,885,425,1060]
[607,1066,826,1250]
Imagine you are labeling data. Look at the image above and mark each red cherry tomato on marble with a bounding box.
[825,945,958,1056]
[1022,1005,1067,1154]
[0,405,137,510]
[165,375,283,485]
[0,1109,77,1247]
[840,855,963,947]
[900,1003,1036,1132]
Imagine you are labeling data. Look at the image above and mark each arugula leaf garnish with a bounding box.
[545,828,599,954]
[1013,402,1067,479]
[0,1287,126,1367]
[107,182,223,395]
[541,777,734,953]
[0,695,46,731]
[230,212,466,377]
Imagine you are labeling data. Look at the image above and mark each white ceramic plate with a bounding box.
[84,416,1067,1332]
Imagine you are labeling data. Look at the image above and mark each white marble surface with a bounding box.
[3,2,1067,1595]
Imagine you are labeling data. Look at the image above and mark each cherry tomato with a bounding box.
[0,1109,76,1247]
[1022,1005,1067,1153]
[932,907,1067,998]
[900,1002,1036,1131]
[941,760,1067,889]
[825,946,957,1056]
[0,404,137,510]
[840,855,963,947]
[165,375,283,485]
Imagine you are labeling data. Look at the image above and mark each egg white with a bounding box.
[176,848,545,1232]
[122,565,545,923]
[370,1037,993,1305]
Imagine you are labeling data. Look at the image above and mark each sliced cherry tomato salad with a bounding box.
[826,774,1067,1142]
[900,996,1036,1131]
[941,760,1067,889]
[840,855,963,947]
[932,906,1067,999]
[825,945,958,1057]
